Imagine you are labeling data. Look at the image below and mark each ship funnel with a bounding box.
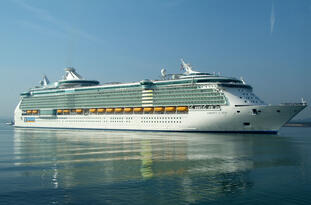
[64,67,83,80]
[180,59,200,74]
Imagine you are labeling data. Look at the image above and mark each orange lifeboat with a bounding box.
[32,110,38,114]
[154,107,164,112]
[97,108,105,113]
[76,109,83,113]
[26,110,32,114]
[165,106,176,112]
[115,108,123,113]
[57,109,63,114]
[134,107,143,112]
[63,109,70,113]
[177,106,188,112]
[144,107,154,112]
[106,108,114,113]
[90,108,97,113]
[124,108,133,112]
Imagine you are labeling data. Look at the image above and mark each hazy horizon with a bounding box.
[0,0,310,119]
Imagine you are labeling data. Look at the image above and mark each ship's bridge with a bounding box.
[158,59,252,90]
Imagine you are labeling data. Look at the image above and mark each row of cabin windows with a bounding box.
[141,121,181,124]
[23,92,221,103]
[21,100,226,109]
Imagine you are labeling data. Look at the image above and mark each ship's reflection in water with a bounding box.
[10,128,303,204]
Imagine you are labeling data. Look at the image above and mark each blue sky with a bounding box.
[0,0,310,119]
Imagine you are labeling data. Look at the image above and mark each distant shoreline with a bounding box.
[284,122,311,127]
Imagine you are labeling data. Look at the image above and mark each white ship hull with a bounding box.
[14,103,306,133]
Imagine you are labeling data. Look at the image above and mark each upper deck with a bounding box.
[21,60,251,97]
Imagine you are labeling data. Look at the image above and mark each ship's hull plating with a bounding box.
[14,104,306,133]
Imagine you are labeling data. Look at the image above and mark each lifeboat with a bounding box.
[177,106,188,112]
[134,107,143,112]
[63,109,70,113]
[57,109,63,114]
[165,106,176,112]
[26,110,32,114]
[76,109,83,113]
[115,108,123,113]
[32,110,38,114]
[154,107,164,112]
[90,108,97,113]
[106,108,114,113]
[97,108,105,113]
[144,107,154,112]
[124,108,133,112]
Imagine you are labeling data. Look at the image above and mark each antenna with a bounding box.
[40,75,50,87]
[240,76,246,84]
[301,97,307,105]
[161,68,167,79]
[43,75,50,85]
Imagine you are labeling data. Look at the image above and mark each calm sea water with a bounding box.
[0,120,310,205]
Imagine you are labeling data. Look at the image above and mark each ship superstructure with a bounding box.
[14,60,307,133]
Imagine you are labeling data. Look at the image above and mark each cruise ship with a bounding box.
[14,59,307,133]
